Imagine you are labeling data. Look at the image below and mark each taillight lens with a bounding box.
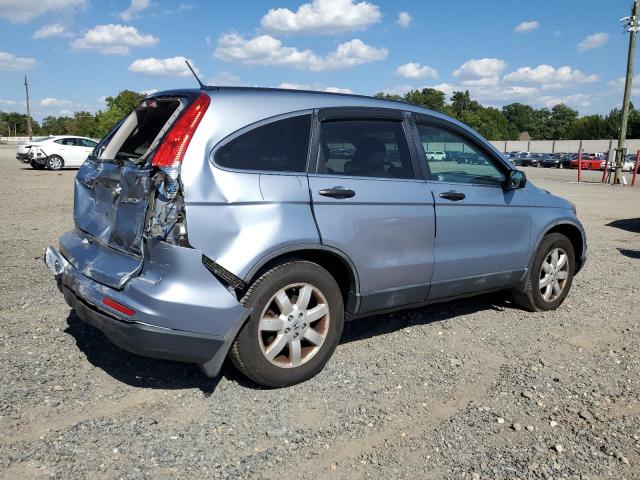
[152,92,210,168]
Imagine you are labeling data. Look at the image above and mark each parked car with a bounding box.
[602,154,636,172]
[513,152,533,167]
[425,150,446,161]
[569,153,603,170]
[44,88,586,387]
[16,137,53,162]
[26,135,99,170]
[542,153,564,168]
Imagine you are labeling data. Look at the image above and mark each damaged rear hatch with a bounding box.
[63,93,200,289]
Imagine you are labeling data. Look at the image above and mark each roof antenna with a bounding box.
[185,60,205,89]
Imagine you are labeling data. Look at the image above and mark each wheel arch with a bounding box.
[244,245,361,314]
[533,221,586,274]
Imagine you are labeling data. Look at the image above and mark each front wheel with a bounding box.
[512,233,575,312]
[230,260,344,387]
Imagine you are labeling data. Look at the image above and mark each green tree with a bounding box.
[96,90,145,137]
[450,90,477,117]
[548,104,579,140]
[404,88,447,113]
[502,103,536,134]
[569,115,611,139]
[461,107,519,140]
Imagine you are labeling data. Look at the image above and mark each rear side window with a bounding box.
[215,115,311,172]
[317,119,414,179]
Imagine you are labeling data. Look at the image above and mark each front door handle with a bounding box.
[319,187,356,199]
[439,191,466,201]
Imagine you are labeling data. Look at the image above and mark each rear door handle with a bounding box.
[439,191,466,201]
[318,187,356,199]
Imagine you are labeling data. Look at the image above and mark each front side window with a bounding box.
[417,124,505,186]
[215,114,311,172]
[79,139,98,147]
[317,119,414,179]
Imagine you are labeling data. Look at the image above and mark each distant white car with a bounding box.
[425,150,446,161]
[25,136,99,170]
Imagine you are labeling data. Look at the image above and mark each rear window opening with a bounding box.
[97,97,184,163]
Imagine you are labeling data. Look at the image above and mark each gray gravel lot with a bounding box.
[1,145,639,479]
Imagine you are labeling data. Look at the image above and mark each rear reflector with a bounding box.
[152,92,211,168]
[102,297,136,317]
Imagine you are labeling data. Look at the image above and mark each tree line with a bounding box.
[1,87,639,141]
[0,90,145,139]
[374,88,640,141]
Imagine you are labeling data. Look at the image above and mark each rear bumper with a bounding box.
[61,284,226,364]
[45,240,250,377]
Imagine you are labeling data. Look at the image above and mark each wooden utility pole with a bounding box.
[24,75,33,140]
[615,0,640,184]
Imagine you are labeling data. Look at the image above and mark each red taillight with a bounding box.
[152,92,211,168]
[102,297,136,317]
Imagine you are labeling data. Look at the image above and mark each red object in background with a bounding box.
[577,150,582,182]
[601,152,609,183]
[632,150,640,186]
[570,155,601,170]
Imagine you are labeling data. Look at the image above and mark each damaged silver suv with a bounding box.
[45,87,586,387]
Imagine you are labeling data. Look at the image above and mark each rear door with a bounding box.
[411,115,531,300]
[69,138,97,166]
[308,108,435,314]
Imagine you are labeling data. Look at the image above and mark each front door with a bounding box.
[413,117,531,300]
[308,109,435,314]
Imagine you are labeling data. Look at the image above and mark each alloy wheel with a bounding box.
[539,247,569,302]
[258,283,330,368]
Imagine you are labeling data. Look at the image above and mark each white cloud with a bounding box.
[395,62,437,79]
[72,24,159,55]
[606,74,640,96]
[0,99,21,108]
[214,33,387,71]
[278,82,353,94]
[139,89,159,96]
[40,97,72,107]
[260,0,381,35]
[0,0,85,23]
[504,65,598,87]
[208,71,243,86]
[128,56,199,77]
[0,51,38,71]
[453,58,507,86]
[396,11,412,28]
[577,32,608,52]
[32,23,72,39]
[538,94,591,108]
[514,20,539,33]
[119,0,152,21]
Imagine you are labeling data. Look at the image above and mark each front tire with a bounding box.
[230,261,344,387]
[512,233,575,312]
[30,160,45,170]
[46,155,64,171]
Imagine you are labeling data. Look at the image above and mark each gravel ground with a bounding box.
[1,146,639,479]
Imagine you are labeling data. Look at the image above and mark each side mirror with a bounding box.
[505,170,526,190]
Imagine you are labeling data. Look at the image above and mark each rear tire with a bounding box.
[512,233,575,312]
[46,155,64,171]
[230,260,344,387]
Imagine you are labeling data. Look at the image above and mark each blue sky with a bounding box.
[0,0,634,120]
